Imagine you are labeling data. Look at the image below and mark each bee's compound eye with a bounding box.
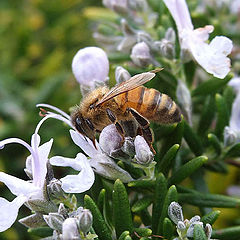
[75,116,81,126]
[75,116,85,135]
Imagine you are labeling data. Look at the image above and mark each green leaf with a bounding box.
[124,236,133,240]
[128,179,155,190]
[163,217,174,240]
[97,189,106,214]
[118,231,130,240]
[201,210,221,225]
[131,197,152,212]
[28,227,53,238]
[215,93,230,140]
[168,156,208,186]
[158,144,180,175]
[197,95,215,135]
[157,185,178,235]
[84,195,112,240]
[134,227,152,237]
[193,224,207,240]
[113,179,133,238]
[152,173,168,234]
[223,85,235,116]
[159,118,184,159]
[184,120,204,156]
[192,73,233,96]
[212,226,240,240]
[179,192,240,208]
[208,133,222,156]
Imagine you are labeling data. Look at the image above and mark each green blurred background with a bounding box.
[0,0,100,239]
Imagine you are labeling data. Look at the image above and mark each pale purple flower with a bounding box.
[163,0,233,79]
[37,104,133,183]
[0,116,53,232]
[72,47,109,87]
[224,76,240,145]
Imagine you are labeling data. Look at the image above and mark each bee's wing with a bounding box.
[96,68,163,106]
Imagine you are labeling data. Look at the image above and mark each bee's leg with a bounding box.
[106,108,125,140]
[128,108,156,154]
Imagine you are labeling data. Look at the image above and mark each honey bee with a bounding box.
[71,69,181,153]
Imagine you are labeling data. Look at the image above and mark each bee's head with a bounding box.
[71,110,96,147]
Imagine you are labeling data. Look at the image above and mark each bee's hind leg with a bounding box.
[106,108,125,140]
[128,108,156,154]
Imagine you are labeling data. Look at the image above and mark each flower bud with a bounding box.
[62,218,80,240]
[177,221,186,230]
[186,222,203,238]
[43,213,65,231]
[189,215,201,224]
[205,223,212,239]
[224,126,238,146]
[103,0,128,15]
[72,47,109,87]
[134,136,154,166]
[168,201,184,225]
[130,42,152,67]
[19,213,46,228]
[115,66,131,84]
[176,80,192,125]
[165,28,176,42]
[79,209,93,234]
[47,178,67,200]
[99,124,124,156]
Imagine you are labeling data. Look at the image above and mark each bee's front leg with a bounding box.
[127,108,155,154]
[106,108,125,140]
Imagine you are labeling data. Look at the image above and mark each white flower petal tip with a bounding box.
[0,195,27,232]
[72,47,109,86]
[50,153,95,194]
[163,0,233,79]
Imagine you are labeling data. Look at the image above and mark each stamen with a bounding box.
[36,103,71,120]
[39,108,47,117]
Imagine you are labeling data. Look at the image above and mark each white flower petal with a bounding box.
[189,39,231,79]
[193,25,214,41]
[163,0,193,31]
[230,93,240,131]
[0,195,27,232]
[72,47,109,86]
[50,153,88,171]
[51,153,95,193]
[69,130,99,158]
[209,36,233,56]
[0,172,39,197]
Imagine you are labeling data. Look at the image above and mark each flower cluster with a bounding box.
[168,202,212,240]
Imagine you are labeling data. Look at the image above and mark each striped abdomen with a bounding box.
[115,86,181,124]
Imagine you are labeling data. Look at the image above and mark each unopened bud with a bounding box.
[186,222,203,238]
[79,209,93,234]
[62,218,80,240]
[176,80,192,125]
[205,223,212,239]
[155,39,175,59]
[99,124,123,156]
[189,215,201,224]
[134,136,154,166]
[72,47,109,87]
[130,42,152,67]
[43,213,65,231]
[224,126,236,146]
[177,221,186,230]
[168,202,184,225]
[115,66,131,84]
[165,28,176,42]
[103,0,128,15]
